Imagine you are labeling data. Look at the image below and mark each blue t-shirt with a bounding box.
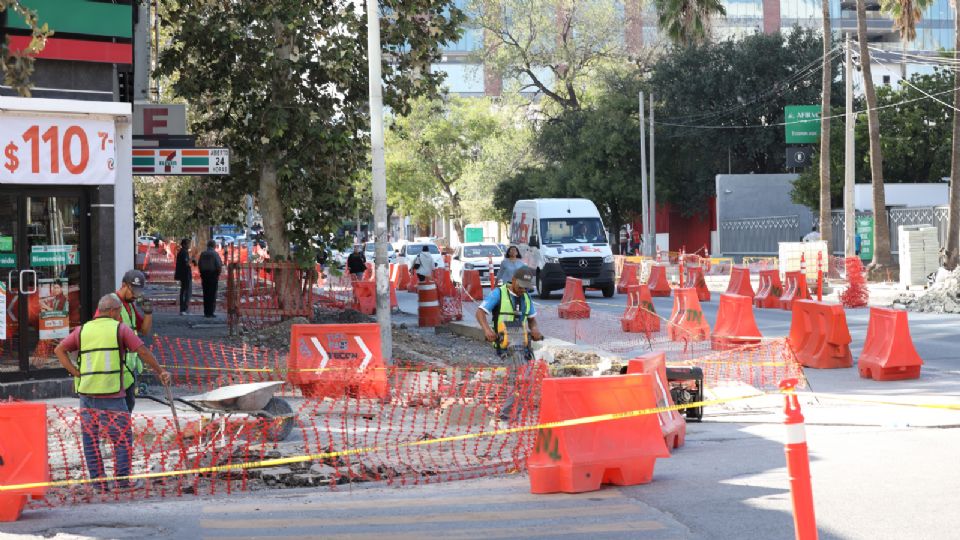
[480,287,536,320]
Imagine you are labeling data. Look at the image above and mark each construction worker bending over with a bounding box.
[476,265,543,424]
[55,294,171,492]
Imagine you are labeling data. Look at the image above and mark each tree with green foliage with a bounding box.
[157,0,463,263]
[0,0,51,96]
[654,0,726,46]
[468,0,638,112]
[386,95,535,241]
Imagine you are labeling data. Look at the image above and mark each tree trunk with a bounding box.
[855,0,893,271]
[259,161,290,260]
[946,14,960,270]
[818,0,832,251]
[452,218,465,245]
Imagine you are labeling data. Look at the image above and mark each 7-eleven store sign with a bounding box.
[132,148,230,176]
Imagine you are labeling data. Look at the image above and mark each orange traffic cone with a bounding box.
[417,278,442,327]
[779,378,818,540]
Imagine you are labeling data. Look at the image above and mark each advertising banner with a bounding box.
[39,278,70,339]
[0,113,117,185]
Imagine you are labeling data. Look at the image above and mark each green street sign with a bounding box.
[464,227,483,243]
[0,253,15,268]
[0,236,12,252]
[856,216,874,261]
[785,105,821,144]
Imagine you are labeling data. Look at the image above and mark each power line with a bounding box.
[654,86,960,130]
[868,48,960,113]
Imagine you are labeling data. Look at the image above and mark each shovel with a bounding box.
[162,381,182,435]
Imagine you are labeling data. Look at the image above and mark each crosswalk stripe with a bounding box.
[202,520,666,540]
[202,489,623,514]
[201,503,644,530]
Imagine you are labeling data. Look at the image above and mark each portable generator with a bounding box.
[665,366,704,422]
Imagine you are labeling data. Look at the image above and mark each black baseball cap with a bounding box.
[122,269,146,297]
[513,266,535,288]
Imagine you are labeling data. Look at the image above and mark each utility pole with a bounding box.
[133,0,150,102]
[844,34,856,257]
[366,0,392,361]
[649,92,656,257]
[639,91,649,257]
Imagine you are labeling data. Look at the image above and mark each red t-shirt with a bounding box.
[60,319,144,398]
[94,296,144,332]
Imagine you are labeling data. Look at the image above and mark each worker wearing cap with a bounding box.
[476,265,543,423]
[55,294,170,492]
[104,270,153,412]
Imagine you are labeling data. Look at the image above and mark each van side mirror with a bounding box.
[529,236,539,248]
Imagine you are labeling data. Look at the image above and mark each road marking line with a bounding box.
[202,488,623,514]
[200,503,643,529]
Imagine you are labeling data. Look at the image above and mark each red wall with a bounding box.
[630,197,716,254]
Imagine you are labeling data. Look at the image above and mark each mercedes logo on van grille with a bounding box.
[578,258,588,268]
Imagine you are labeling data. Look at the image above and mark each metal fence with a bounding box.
[722,206,951,258]
[718,215,800,256]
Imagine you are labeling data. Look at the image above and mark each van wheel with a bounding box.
[536,272,551,299]
[601,283,615,298]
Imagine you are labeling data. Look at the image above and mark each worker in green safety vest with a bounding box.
[108,270,154,412]
[476,265,543,424]
[55,294,170,491]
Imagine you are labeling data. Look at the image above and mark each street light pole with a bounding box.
[649,92,656,257]
[366,0,392,361]
[639,91,649,257]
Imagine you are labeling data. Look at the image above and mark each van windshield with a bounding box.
[463,245,502,258]
[409,244,440,254]
[540,218,607,244]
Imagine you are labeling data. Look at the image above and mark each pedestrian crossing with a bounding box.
[199,478,689,539]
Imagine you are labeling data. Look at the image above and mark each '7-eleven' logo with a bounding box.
[160,150,178,173]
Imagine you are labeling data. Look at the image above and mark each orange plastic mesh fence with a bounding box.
[226,262,315,333]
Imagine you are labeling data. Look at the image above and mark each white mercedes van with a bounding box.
[509,198,615,298]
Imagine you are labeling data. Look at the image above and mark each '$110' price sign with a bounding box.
[0,115,117,185]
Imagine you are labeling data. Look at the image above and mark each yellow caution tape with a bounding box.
[0,393,763,492]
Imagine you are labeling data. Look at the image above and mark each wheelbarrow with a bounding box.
[144,381,296,442]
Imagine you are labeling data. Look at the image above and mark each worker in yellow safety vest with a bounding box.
[55,293,170,491]
[104,270,154,412]
[476,265,543,424]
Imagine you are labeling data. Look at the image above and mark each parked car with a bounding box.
[450,243,503,285]
[398,242,445,271]
[363,242,397,264]
[137,235,156,246]
[213,234,235,246]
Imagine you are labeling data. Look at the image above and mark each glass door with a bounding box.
[0,193,19,375]
[0,188,89,380]
[24,194,85,371]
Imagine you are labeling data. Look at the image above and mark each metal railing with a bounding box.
[718,215,800,255]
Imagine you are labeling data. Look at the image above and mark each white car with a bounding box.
[398,242,445,271]
[137,235,156,246]
[364,242,397,264]
[451,243,503,285]
[213,234,235,246]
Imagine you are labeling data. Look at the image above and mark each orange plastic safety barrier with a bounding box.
[682,265,710,302]
[753,269,783,309]
[646,264,672,297]
[788,300,852,369]
[417,278,442,327]
[725,266,755,298]
[0,402,48,522]
[351,280,376,315]
[617,262,640,294]
[621,284,660,333]
[286,323,388,399]
[668,288,710,342]
[858,307,923,381]
[460,269,484,302]
[362,262,374,282]
[779,271,810,311]
[712,293,762,351]
[558,277,590,319]
[433,268,456,298]
[394,263,409,291]
[528,374,669,494]
[626,353,686,451]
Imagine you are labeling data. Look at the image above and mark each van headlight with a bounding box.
[603,255,614,263]
[545,256,559,264]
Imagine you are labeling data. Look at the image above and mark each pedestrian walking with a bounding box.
[174,238,194,315]
[475,266,543,424]
[497,245,524,285]
[198,240,223,318]
[54,294,170,492]
[414,245,435,282]
[346,245,367,280]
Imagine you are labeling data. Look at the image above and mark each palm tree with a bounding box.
[654,0,726,46]
[819,0,832,252]
[855,0,894,271]
[947,1,960,269]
